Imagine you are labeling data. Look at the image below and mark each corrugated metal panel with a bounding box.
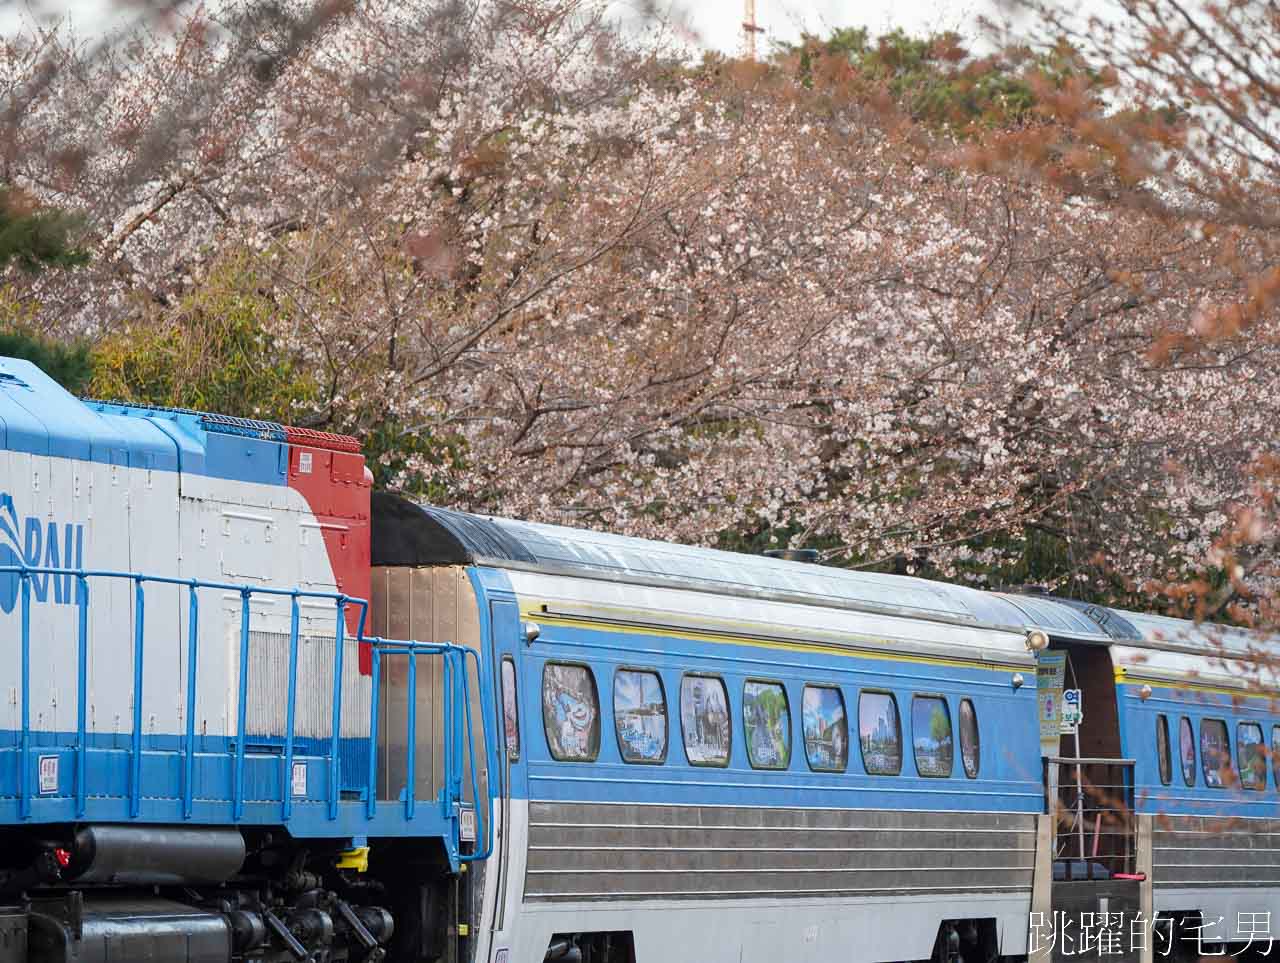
[525,801,1036,900]
[245,630,371,740]
[402,503,1118,641]
[369,566,486,807]
[1154,815,1280,887]
[413,505,1018,624]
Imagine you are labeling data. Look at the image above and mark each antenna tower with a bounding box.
[742,0,763,60]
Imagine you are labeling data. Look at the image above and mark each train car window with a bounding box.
[541,662,600,762]
[680,675,731,767]
[958,699,979,778]
[858,691,902,776]
[613,669,668,764]
[802,685,848,773]
[743,680,791,770]
[1238,723,1266,790]
[501,657,520,761]
[911,696,954,778]
[1155,715,1171,786]
[1200,718,1231,788]
[1273,727,1280,789]
[1179,716,1196,786]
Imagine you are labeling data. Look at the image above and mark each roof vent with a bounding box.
[764,548,820,563]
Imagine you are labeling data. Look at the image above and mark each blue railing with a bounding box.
[366,642,491,864]
[0,564,491,867]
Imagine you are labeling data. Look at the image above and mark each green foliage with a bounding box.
[0,282,94,393]
[89,254,320,419]
[778,27,1088,131]
[0,326,93,393]
[88,251,466,498]
[362,416,467,503]
[0,189,89,273]
[929,705,950,744]
[0,191,92,392]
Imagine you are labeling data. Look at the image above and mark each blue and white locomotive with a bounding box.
[0,353,1275,963]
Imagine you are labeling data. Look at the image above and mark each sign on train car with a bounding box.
[1037,650,1067,756]
[1061,687,1083,734]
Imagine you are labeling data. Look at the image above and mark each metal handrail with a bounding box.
[1044,756,1137,875]
[1,563,369,821]
[364,640,493,865]
[0,563,494,866]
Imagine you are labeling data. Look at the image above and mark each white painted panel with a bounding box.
[86,458,143,740]
[1155,887,1280,940]
[130,465,183,737]
[0,448,22,738]
[27,453,77,737]
[179,494,234,738]
[219,509,275,583]
[504,570,1033,665]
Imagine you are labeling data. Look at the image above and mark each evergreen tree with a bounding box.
[0,330,92,393]
[0,189,88,273]
[0,189,92,391]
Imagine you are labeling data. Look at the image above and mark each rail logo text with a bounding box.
[0,492,86,614]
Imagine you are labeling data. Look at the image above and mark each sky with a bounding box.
[617,0,988,55]
[0,0,996,49]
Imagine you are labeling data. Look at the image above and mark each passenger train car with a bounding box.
[0,352,1277,963]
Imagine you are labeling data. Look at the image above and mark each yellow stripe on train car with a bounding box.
[522,603,1031,674]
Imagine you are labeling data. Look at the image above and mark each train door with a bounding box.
[1049,641,1122,759]
[481,598,527,961]
[1035,641,1143,963]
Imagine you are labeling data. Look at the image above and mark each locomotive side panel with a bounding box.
[0,361,381,823]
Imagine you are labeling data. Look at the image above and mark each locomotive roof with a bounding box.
[374,495,1280,672]
[0,356,360,482]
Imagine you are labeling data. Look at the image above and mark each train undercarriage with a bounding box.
[0,825,471,963]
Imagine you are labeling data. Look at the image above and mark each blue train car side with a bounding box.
[1114,611,1280,944]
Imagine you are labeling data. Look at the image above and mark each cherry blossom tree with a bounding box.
[965,0,1280,616]
[2,1,1275,611]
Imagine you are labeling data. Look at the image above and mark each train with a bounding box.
[0,352,1275,963]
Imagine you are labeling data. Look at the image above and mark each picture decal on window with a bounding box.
[1156,715,1171,786]
[1179,716,1196,787]
[744,681,791,770]
[1200,719,1230,788]
[680,675,731,766]
[859,692,902,775]
[912,696,953,778]
[958,699,979,779]
[501,658,520,759]
[802,686,848,772]
[1272,727,1280,789]
[1238,722,1266,790]
[542,663,600,762]
[614,670,667,763]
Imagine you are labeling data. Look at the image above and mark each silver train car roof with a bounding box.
[373,493,1279,665]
